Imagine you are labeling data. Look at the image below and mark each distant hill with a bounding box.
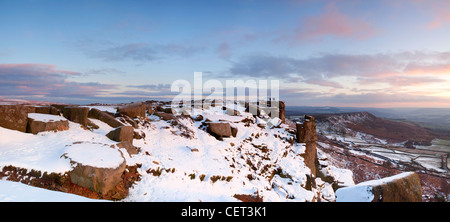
[286,106,450,133]
[314,111,449,145]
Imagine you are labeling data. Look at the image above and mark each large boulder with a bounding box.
[0,105,28,132]
[65,143,127,195]
[63,106,89,126]
[154,112,175,121]
[34,106,60,115]
[106,126,134,144]
[88,108,124,128]
[207,122,232,138]
[336,172,422,202]
[26,113,69,134]
[117,102,146,118]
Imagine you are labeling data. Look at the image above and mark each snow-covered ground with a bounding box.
[0,179,106,202]
[0,104,353,202]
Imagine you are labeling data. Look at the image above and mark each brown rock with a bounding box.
[279,101,286,123]
[302,142,318,177]
[88,108,124,128]
[370,172,422,202]
[207,122,232,138]
[68,158,126,195]
[26,115,69,134]
[0,105,28,132]
[63,106,90,126]
[231,126,238,137]
[116,141,139,155]
[34,106,59,115]
[117,102,146,118]
[106,126,134,144]
[336,172,422,202]
[154,112,175,121]
[296,115,317,143]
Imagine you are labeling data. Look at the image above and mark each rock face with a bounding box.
[297,115,318,177]
[63,106,90,126]
[34,106,60,115]
[279,101,286,123]
[0,105,29,132]
[117,102,146,118]
[26,114,69,134]
[207,122,232,138]
[106,126,134,144]
[68,160,126,195]
[336,172,422,202]
[296,115,317,143]
[154,112,175,121]
[88,108,124,128]
[231,125,238,137]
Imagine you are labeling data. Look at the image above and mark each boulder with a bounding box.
[63,106,90,126]
[88,108,124,128]
[106,126,134,144]
[336,172,422,202]
[116,141,139,155]
[231,126,238,137]
[68,158,126,195]
[34,106,60,115]
[65,143,127,195]
[207,122,232,138]
[154,112,175,121]
[117,102,146,118]
[26,113,69,134]
[0,105,28,132]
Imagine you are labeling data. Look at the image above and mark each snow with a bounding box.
[0,104,354,202]
[28,113,67,122]
[82,105,117,113]
[335,172,415,202]
[64,143,124,168]
[0,121,118,173]
[0,179,107,202]
[335,185,373,202]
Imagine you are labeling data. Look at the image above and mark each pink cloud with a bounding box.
[395,0,450,29]
[423,1,450,29]
[291,3,378,42]
[0,63,80,76]
[0,63,115,100]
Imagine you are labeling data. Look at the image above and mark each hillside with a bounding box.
[290,112,450,201]
[0,100,353,202]
[314,111,448,146]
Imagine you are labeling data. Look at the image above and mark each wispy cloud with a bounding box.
[78,39,205,62]
[228,50,450,88]
[276,2,379,43]
[0,63,116,101]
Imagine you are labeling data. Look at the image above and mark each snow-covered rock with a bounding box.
[336,172,422,202]
[0,101,354,202]
[27,113,69,134]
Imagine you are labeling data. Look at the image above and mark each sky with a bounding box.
[1,0,450,107]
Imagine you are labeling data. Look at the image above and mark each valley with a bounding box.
[288,111,450,201]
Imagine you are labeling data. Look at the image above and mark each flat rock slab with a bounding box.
[27,113,69,134]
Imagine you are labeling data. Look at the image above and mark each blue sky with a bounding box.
[1,0,450,107]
